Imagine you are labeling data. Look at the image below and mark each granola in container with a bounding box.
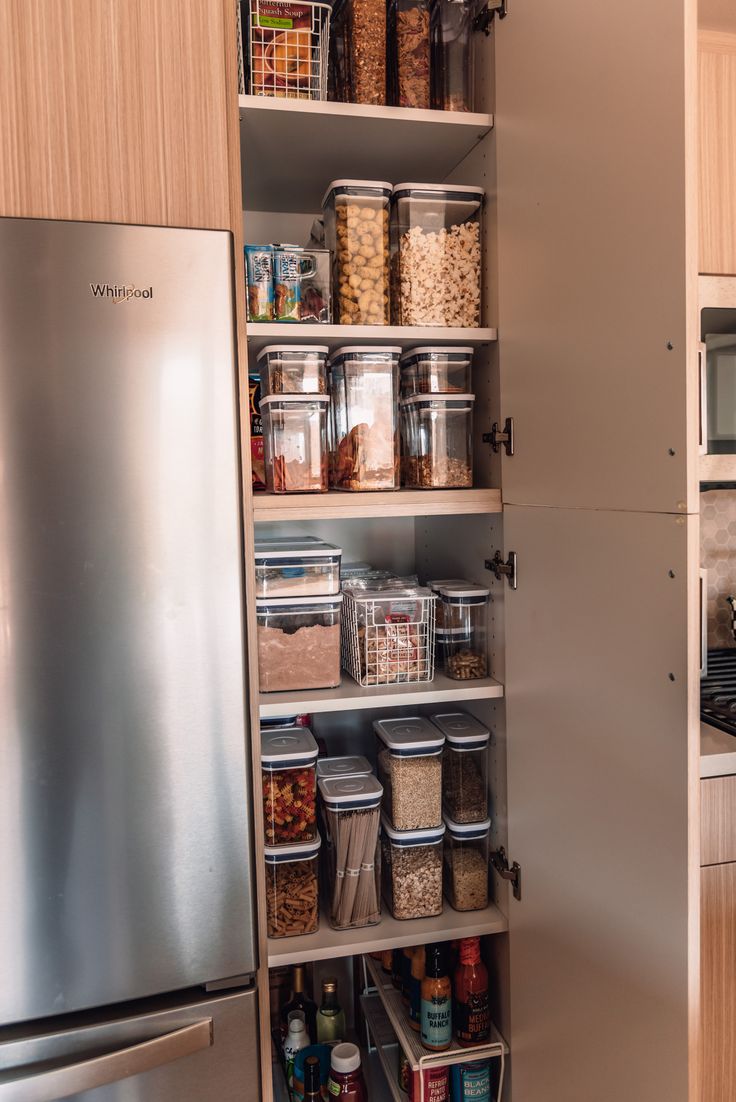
[374,716,444,829]
[330,0,387,105]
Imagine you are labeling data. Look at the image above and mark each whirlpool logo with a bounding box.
[89,283,153,303]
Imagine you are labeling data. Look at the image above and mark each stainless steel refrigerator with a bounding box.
[0,218,260,1100]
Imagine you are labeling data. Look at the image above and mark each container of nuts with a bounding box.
[400,393,475,489]
[443,815,490,912]
[374,715,444,830]
[264,834,321,938]
[323,181,391,325]
[439,583,489,680]
[380,816,445,920]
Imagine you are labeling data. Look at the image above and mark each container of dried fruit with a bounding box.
[401,394,475,489]
[328,346,401,490]
[260,394,330,493]
[400,346,474,396]
[432,710,489,823]
[256,594,343,692]
[329,0,387,105]
[390,183,483,326]
[380,816,445,920]
[388,0,431,109]
[429,0,477,112]
[257,345,329,396]
[264,834,321,938]
[322,183,392,325]
[438,583,489,680]
[254,536,343,598]
[319,774,383,930]
[374,716,445,830]
[443,815,490,912]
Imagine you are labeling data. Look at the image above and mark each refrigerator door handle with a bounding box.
[0,1019,213,1102]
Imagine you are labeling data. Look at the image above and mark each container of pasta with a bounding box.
[264,835,321,938]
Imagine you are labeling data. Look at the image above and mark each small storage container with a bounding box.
[329,346,401,491]
[256,594,343,692]
[381,817,445,920]
[388,0,431,109]
[264,834,321,938]
[400,346,473,395]
[426,579,469,630]
[439,583,489,680]
[257,345,329,395]
[329,0,387,105]
[322,183,392,325]
[429,0,477,112]
[432,711,489,823]
[391,183,483,327]
[319,774,383,929]
[260,394,330,493]
[254,537,342,598]
[443,816,490,912]
[261,727,319,845]
[316,755,373,779]
[401,394,475,488]
[374,716,444,830]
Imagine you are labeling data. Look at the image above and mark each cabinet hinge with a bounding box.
[482,417,514,456]
[474,0,508,34]
[491,848,521,901]
[485,550,517,590]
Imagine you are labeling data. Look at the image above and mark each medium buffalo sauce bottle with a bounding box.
[453,936,490,1046]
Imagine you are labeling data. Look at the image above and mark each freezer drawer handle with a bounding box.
[0,1018,213,1102]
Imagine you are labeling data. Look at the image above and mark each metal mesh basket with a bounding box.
[342,590,436,687]
[247,0,331,100]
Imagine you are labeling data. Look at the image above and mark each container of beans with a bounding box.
[401,394,475,489]
[400,346,474,396]
[323,181,392,325]
[432,710,489,823]
[260,394,330,493]
[374,716,444,830]
[438,583,489,680]
[264,834,321,938]
[261,726,319,845]
[381,816,445,920]
[443,815,490,912]
[257,345,329,396]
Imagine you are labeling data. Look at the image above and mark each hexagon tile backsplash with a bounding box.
[702,489,736,648]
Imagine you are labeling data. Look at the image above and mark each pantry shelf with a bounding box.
[239,95,494,213]
[245,323,497,356]
[253,487,502,523]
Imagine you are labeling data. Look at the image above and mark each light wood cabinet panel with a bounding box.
[701,775,736,866]
[699,30,736,274]
[701,862,736,1102]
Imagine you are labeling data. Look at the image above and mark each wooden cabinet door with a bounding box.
[701,862,736,1102]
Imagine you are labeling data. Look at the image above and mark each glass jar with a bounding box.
[264,835,321,938]
[374,716,444,830]
[261,726,319,845]
[260,394,330,493]
[254,536,342,598]
[388,0,431,109]
[256,594,343,692]
[400,346,474,396]
[443,816,490,911]
[322,182,392,325]
[432,711,489,823]
[319,774,383,929]
[329,0,387,105]
[429,0,478,112]
[438,583,489,680]
[391,183,483,326]
[381,817,445,920]
[329,346,401,491]
[257,345,329,396]
[401,394,475,488]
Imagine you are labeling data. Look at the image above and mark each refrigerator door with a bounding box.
[0,218,256,1024]
[0,987,260,1102]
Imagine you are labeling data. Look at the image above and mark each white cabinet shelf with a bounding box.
[253,488,502,523]
[245,322,497,356]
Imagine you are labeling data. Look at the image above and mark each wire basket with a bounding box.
[343,589,436,687]
[247,0,331,100]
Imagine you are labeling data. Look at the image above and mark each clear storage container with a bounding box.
[432,711,489,823]
[400,346,474,395]
[319,774,383,929]
[388,0,431,109]
[261,394,330,493]
[429,0,477,112]
[426,579,469,629]
[317,755,373,779]
[391,183,483,326]
[381,817,445,920]
[261,727,319,845]
[265,835,321,938]
[322,182,392,325]
[374,716,444,829]
[256,594,343,692]
[329,346,401,490]
[329,0,387,105]
[401,394,475,488]
[439,583,489,680]
[254,537,342,598]
[443,816,490,911]
[257,345,329,395]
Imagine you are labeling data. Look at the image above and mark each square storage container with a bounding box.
[316,755,373,779]
[391,183,483,326]
[439,583,489,680]
[388,0,431,109]
[264,834,321,938]
[322,182,392,325]
[329,0,387,105]
[432,711,490,823]
[319,774,383,929]
[374,716,444,829]
[254,537,342,598]
[343,585,436,685]
[257,345,329,395]
[381,817,445,920]
[400,346,474,395]
[329,346,401,491]
[401,394,475,488]
[429,0,477,112]
[443,815,490,912]
[261,726,319,845]
[260,393,330,493]
[256,594,343,692]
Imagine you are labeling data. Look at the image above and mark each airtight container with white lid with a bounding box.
[261,727,319,846]
[329,346,401,491]
[256,594,343,692]
[256,345,329,396]
[322,181,392,325]
[373,716,444,830]
[401,393,475,489]
[319,774,383,930]
[381,817,445,920]
[254,537,342,598]
[438,583,489,681]
[316,755,373,780]
[432,711,489,824]
[400,346,474,396]
[260,393,330,494]
[443,814,490,912]
[264,834,321,939]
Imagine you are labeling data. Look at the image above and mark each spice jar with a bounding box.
[401,394,475,488]
[439,583,489,680]
[329,0,387,105]
[329,346,401,490]
[429,0,478,112]
[257,345,329,396]
[381,817,445,920]
[319,774,383,929]
[433,710,489,823]
[374,716,445,829]
[264,834,321,938]
[256,594,343,692]
[391,183,483,327]
[260,394,330,493]
[261,726,319,845]
[443,815,490,911]
[254,536,342,598]
[389,0,431,109]
[400,346,474,396]
[323,182,392,324]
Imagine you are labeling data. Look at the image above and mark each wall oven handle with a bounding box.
[0,1019,213,1102]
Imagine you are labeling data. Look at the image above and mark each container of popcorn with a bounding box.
[390,183,483,327]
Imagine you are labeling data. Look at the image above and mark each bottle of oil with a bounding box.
[316,977,346,1044]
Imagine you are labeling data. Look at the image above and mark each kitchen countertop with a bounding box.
[701,721,736,778]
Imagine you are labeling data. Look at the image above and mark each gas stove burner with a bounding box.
[702,649,736,736]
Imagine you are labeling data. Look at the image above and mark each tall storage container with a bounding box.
[323,181,392,325]
[329,346,401,490]
[329,0,387,105]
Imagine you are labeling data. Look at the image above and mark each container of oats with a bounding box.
[390,183,483,326]
[438,583,489,680]
[401,393,475,488]
[443,815,490,912]
[432,710,489,823]
[323,182,392,325]
[381,816,445,920]
[374,716,444,830]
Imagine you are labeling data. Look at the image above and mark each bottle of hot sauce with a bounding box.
[409,944,426,1032]
[453,937,490,1047]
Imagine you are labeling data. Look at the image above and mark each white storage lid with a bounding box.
[261,727,318,767]
[438,582,490,600]
[380,815,446,844]
[256,345,329,361]
[444,814,491,837]
[329,346,402,360]
[264,832,322,863]
[258,393,330,408]
[431,711,490,745]
[256,593,344,608]
[400,345,474,360]
[254,537,343,561]
[373,716,444,753]
[427,577,470,594]
[316,755,373,779]
[322,179,393,208]
[318,774,383,809]
[402,393,475,406]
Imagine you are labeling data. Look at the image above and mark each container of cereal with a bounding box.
[391,183,483,326]
[329,0,387,105]
[329,347,401,490]
[432,711,489,823]
[319,774,383,929]
[401,394,475,489]
[257,346,329,395]
[260,394,330,493]
[400,346,474,396]
[381,817,445,920]
[316,755,373,779]
[261,727,319,845]
[254,537,342,598]
[443,816,490,912]
[264,834,321,938]
[374,716,444,829]
[388,0,431,109]
[256,594,343,692]
[322,182,392,325]
[438,583,489,680]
